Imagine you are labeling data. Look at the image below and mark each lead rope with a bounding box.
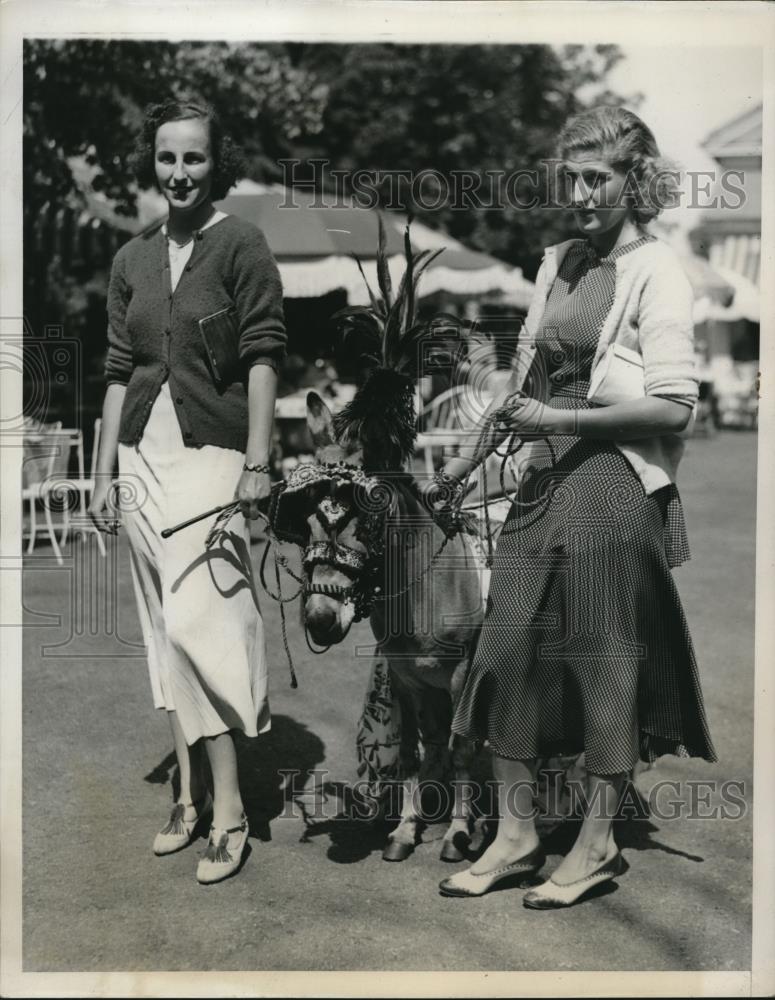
[258,532,305,599]
[260,526,335,685]
[256,519,336,682]
[273,547,299,689]
[205,502,303,689]
[454,401,557,568]
[479,423,495,567]
[457,412,507,568]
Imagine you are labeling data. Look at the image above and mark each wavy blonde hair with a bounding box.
[557,106,681,224]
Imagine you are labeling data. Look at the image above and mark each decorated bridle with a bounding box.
[269,459,396,625]
[162,456,452,685]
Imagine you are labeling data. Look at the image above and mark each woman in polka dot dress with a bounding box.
[434,107,717,908]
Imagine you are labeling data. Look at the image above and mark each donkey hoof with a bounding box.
[440,839,467,863]
[382,839,415,862]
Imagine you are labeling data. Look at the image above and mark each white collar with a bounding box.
[161,209,228,244]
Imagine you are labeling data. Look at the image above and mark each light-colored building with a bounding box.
[689,103,761,428]
[691,102,762,290]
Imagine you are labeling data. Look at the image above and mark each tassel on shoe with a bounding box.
[204,831,233,864]
[197,815,249,885]
[159,803,187,836]
[153,793,213,857]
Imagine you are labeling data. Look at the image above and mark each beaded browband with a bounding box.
[269,460,397,622]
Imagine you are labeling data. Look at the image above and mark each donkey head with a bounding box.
[296,391,385,645]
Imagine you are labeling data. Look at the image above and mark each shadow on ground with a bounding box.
[143,714,327,843]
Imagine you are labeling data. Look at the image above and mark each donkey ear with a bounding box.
[306,391,335,448]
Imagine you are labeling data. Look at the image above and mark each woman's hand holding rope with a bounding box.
[490,392,566,437]
[235,465,272,520]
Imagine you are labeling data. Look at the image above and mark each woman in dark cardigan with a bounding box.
[89,99,286,885]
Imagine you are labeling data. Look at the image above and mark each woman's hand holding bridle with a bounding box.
[491,394,565,438]
[235,468,272,521]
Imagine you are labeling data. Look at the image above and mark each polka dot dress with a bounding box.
[451,237,717,773]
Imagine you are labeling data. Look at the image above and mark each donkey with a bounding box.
[272,217,579,859]
[288,387,486,862]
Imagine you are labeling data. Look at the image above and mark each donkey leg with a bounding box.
[383,770,422,862]
[409,683,464,863]
[383,673,422,862]
[441,657,476,861]
[441,735,476,862]
[383,716,450,861]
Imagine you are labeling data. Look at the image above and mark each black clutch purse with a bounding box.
[198,306,240,386]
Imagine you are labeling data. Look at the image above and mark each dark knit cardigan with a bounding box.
[105,214,286,452]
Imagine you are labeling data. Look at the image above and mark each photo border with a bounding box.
[2,1,773,996]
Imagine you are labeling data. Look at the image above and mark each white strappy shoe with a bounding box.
[196,814,249,885]
[153,792,213,856]
[523,850,628,909]
[438,844,546,898]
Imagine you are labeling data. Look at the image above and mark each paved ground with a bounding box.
[22,430,755,972]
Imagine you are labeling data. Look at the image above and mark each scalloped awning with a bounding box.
[218,181,534,307]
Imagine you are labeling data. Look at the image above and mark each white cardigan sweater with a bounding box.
[509,237,699,495]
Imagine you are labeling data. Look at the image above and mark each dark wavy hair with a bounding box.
[557,106,681,224]
[130,99,246,201]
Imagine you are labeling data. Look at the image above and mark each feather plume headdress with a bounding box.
[332,215,466,472]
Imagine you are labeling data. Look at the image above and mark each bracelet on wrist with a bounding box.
[432,469,467,505]
[243,461,271,474]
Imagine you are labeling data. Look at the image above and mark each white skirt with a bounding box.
[117,383,270,745]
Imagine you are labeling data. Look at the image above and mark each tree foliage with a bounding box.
[287,43,638,276]
[23,39,328,221]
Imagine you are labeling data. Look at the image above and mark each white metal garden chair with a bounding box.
[22,422,71,564]
[59,418,106,556]
[416,384,470,477]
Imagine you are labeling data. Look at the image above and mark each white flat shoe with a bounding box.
[438,844,546,898]
[523,851,627,909]
[153,792,212,856]
[196,814,249,885]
